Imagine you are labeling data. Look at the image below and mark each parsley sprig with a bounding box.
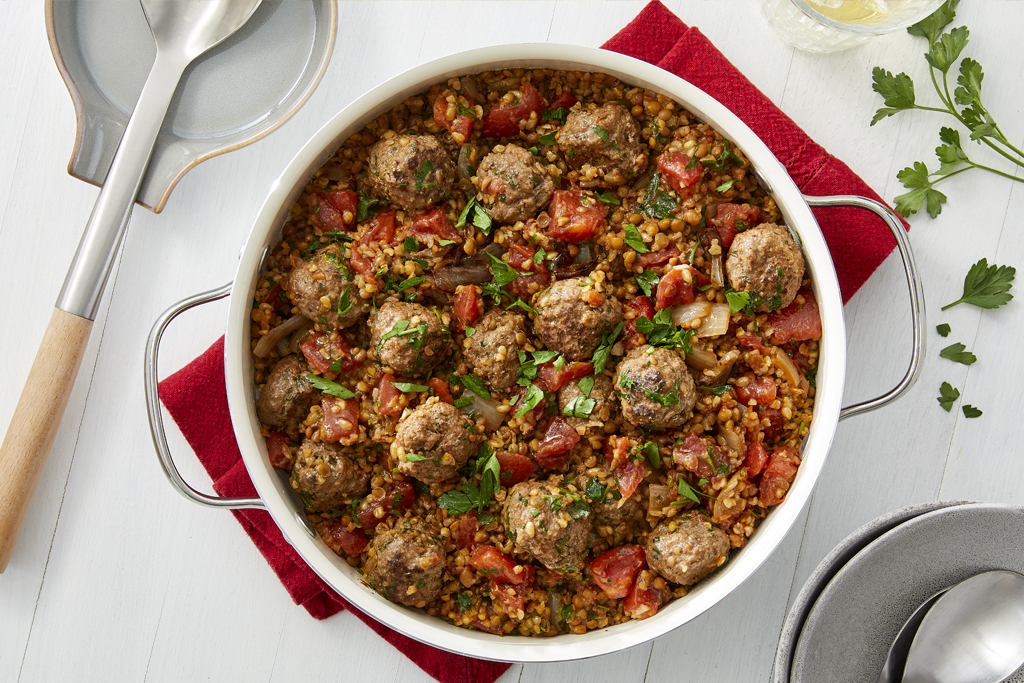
[941,258,1014,310]
[437,445,501,514]
[871,0,1024,217]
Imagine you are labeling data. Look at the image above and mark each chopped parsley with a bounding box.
[395,276,426,292]
[404,453,428,462]
[701,140,745,173]
[937,381,960,412]
[591,322,624,375]
[304,375,356,399]
[644,389,678,406]
[634,308,695,353]
[438,448,501,514]
[438,239,458,246]
[962,404,983,418]
[542,107,570,123]
[591,125,621,151]
[538,131,557,145]
[514,383,545,418]
[715,179,737,193]
[936,323,951,337]
[939,342,977,366]
[635,270,659,297]
[403,236,419,252]
[457,373,492,400]
[623,224,649,254]
[455,196,493,235]
[641,171,678,219]
[415,160,434,191]
[390,381,429,393]
[676,477,701,504]
[642,441,661,468]
[563,395,597,418]
[337,283,353,316]
[596,191,621,205]
[700,385,732,396]
[456,104,476,118]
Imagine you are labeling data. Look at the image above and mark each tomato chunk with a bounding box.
[623,569,665,620]
[324,521,368,557]
[535,416,580,469]
[548,190,606,243]
[507,270,551,299]
[377,375,404,417]
[490,565,535,616]
[535,361,594,393]
[427,376,453,405]
[456,512,478,550]
[510,383,546,422]
[734,376,777,407]
[757,406,785,441]
[300,331,361,374]
[320,395,359,443]
[616,458,646,499]
[350,210,397,287]
[265,432,292,471]
[672,432,715,480]
[433,90,476,142]
[470,545,525,584]
[546,91,577,111]
[591,545,646,599]
[744,441,769,477]
[635,245,680,269]
[482,82,544,138]
[624,295,655,351]
[408,206,461,242]
[453,285,481,333]
[767,288,822,344]
[714,203,762,247]
[357,476,415,530]
[655,264,696,310]
[496,451,535,487]
[760,445,801,506]
[506,243,537,271]
[656,150,703,198]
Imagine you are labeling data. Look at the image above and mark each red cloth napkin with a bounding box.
[159,4,906,681]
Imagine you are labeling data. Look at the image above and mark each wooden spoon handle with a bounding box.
[0,308,92,572]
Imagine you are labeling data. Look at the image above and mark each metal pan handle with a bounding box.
[144,282,265,510]
[802,194,926,421]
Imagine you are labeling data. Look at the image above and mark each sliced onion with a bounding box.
[671,301,711,327]
[488,76,521,92]
[431,266,491,292]
[718,424,745,454]
[773,347,802,389]
[696,303,731,338]
[254,315,309,358]
[460,394,505,431]
[704,202,720,222]
[648,484,677,518]
[631,168,654,192]
[685,345,718,371]
[611,341,624,357]
[456,144,475,183]
[460,75,483,104]
[709,254,724,288]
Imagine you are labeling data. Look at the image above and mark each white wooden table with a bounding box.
[3,1,1022,681]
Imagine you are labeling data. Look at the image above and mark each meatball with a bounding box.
[462,308,526,390]
[725,223,805,312]
[504,477,591,572]
[256,356,319,438]
[646,513,730,586]
[367,521,445,606]
[365,133,453,211]
[534,277,623,361]
[286,243,366,330]
[291,438,368,512]
[558,374,615,431]
[574,468,645,544]
[476,144,555,224]
[615,346,697,429]
[370,301,449,376]
[394,401,476,484]
[558,103,648,184]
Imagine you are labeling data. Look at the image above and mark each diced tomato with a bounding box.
[734,376,777,407]
[535,416,580,469]
[427,376,453,405]
[603,434,634,471]
[510,383,546,422]
[320,395,359,442]
[547,190,606,243]
[744,441,769,477]
[300,335,332,373]
[656,149,703,198]
[758,407,785,440]
[315,190,357,232]
[767,289,822,343]
[535,361,594,393]
[760,445,801,506]
[377,375,404,417]
[482,82,544,138]
[452,284,480,334]
[591,545,646,599]
[324,521,368,557]
[496,451,535,487]
[635,245,680,269]
[714,203,762,247]
[350,210,397,287]
[265,432,292,470]
[312,199,345,232]
[262,281,284,308]
[507,270,551,299]
[655,264,696,310]
[470,545,525,584]
[433,90,476,142]
[616,458,647,499]
[672,432,714,480]
[737,332,763,349]
[357,476,416,529]
[300,331,361,374]
[623,569,665,621]
[490,565,535,616]
[456,512,478,550]
[546,91,577,111]
[506,243,537,271]
[408,206,461,242]
[624,295,655,351]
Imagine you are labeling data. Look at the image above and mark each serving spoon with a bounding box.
[903,570,1024,683]
[0,0,262,572]
[876,589,948,683]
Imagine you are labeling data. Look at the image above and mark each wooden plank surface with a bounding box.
[2,2,1022,682]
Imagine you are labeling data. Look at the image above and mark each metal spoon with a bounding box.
[903,570,1024,683]
[0,0,262,572]
[876,589,948,683]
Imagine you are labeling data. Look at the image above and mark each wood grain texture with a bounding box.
[0,308,92,572]
[2,1,1024,682]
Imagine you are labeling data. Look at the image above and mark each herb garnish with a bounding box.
[415,160,434,191]
[592,125,621,151]
[635,270,659,297]
[634,308,695,354]
[538,131,557,145]
[962,404,983,418]
[596,191,621,205]
[937,381,960,411]
[715,179,737,193]
[391,381,429,393]
[437,447,501,514]
[337,283,353,316]
[642,441,661,468]
[305,375,356,399]
[939,342,977,365]
[936,323,951,337]
[623,224,649,254]
[455,196,493,235]
[591,322,624,375]
[641,171,678,219]
[457,373,492,400]
[543,107,570,123]
[941,258,1014,310]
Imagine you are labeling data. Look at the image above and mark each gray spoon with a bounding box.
[903,570,1024,683]
[0,0,262,572]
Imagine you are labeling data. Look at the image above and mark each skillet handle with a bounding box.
[802,194,926,421]
[144,283,265,510]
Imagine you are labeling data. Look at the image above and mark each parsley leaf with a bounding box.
[936,323,951,337]
[925,25,969,74]
[396,276,426,292]
[456,196,493,235]
[641,171,678,219]
[405,453,428,462]
[962,404,982,418]
[538,131,557,145]
[415,160,434,192]
[458,374,491,400]
[592,125,620,151]
[725,290,749,314]
[635,270,659,297]
[542,107,570,123]
[596,191,621,205]
[642,441,661,468]
[715,179,736,193]
[577,375,595,397]
[390,381,429,393]
[634,308,695,353]
[941,258,1015,310]
[939,342,976,365]
[623,224,649,254]
[937,381,960,412]
[355,193,379,223]
[456,103,476,118]
[563,395,597,418]
[305,375,356,399]
[676,477,701,505]
[894,161,947,218]
[337,283,353,316]
[870,67,917,125]
[907,0,959,45]
[591,322,624,375]
[514,383,545,419]
[585,477,607,502]
[486,253,521,287]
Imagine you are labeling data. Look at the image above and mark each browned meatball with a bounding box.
[615,346,697,429]
[256,356,319,438]
[558,374,614,431]
[646,513,730,586]
[365,133,453,211]
[394,401,476,484]
[462,308,526,390]
[286,243,366,330]
[504,477,591,572]
[725,223,805,312]
[370,301,449,376]
[534,277,623,361]
[558,103,648,184]
[367,521,445,606]
[291,438,368,512]
[476,144,555,224]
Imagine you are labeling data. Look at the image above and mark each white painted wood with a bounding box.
[2,2,1024,682]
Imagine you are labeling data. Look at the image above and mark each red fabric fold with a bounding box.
[158,4,906,681]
